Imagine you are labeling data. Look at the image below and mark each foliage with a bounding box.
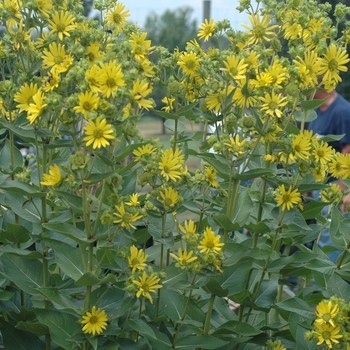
[0,0,350,349]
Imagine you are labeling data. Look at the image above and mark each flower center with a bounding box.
[83,101,93,111]
[322,331,330,340]
[56,23,66,32]
[185,60,196,70]
[253,25,265,38]
[328,58,338,71]
[206,240,214,248]
[54,55,64,64]
[106,78,116,88]
[93,128,104,138]
[283,194,291,202]
[229,67,238,76]
[90,316,98,324]
[113,13,121,24]
[269,102,278,111]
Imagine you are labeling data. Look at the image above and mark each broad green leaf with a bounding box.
[44,239,87,281]
[0,139,23,174]
[212,214,239,231]
[55,191,84,214]
[0,245,43,259]
[275,297,314,319]
[300,97,328,110]
[320,134,345,142]
[35,309,80,349]
[178,131,204,142]
[146,326,173,350]
[0,222,31,244]
[236,168,275,181]
[128,319,157,339]
[213,321,262,336]
[175,335,229,349]
[154,109,180,120]
[232,187,254,227]
[302,200,327,220]
[42,222,88,245]
[34,128,56,137]
[86,170,118,184]
[0,319,45,350]
[160,288,185,321]
[75,272,101,286]
[15,320,49,337]
[0,291,14,300]
[1,254,43,294]
[330,207,350,248]
[325,274,350,302]
[189,151,230,177]
[255,279,278,309]
[0,121,36,142]
[0,180,44,197]
[36,287,82,310]
[203,278,228,297]
[164,119,186,133]
[294,110,317,123]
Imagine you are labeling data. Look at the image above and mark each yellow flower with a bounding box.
[42,70,60,92]
[86,42,104,66]
[125,193,140,207]
[275,184,302,211]
[83,117,115,149]
[81,306,108,336]
[220,55,248,81]
[315,300,340,328]
[74,91,99,117]
[98,61,125,98]
[313,323,342,349]
[42,43,72,73]
[27,89,47,124]
[260,91,287,118]
[85,64,101,93]
[35,0,53,17]
[294,50,321,89]
[105,3,130,33]
[133,271,162,304]
[198,227,224,254]
[133,144,157,162]
[232,78,257,108]
[329,153,344,179]
[14,82,39,113]
[159,148,186,182]
[206,90,224,113]
[132,79,154,110]
[177,51,201,78]
[139,58,156,77]
[241,13,279,46]
[252,72,273,88]
[205,167,219,188]
[179,220,197,237]
[161,97,175,112]
[319,43,350,88]
[313,141,334,166]
[47,11,75,41]
[224,134,246,157]
[312,163,327,183]
[265,60,289,89]
[170,248,197,267]
[128,245,148,273]
[160,187,179,208]
[129,32,154,60]
[1,0,22,30]
[11,21,32,51]
[197,18,215,42]
[281,10,302,40]
[292,133,311,160]
[40,164,62,187]
[113,202,143,230]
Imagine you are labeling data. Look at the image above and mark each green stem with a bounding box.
[156,213,166,318]
[336,241,350,269]
[203,294,215,335]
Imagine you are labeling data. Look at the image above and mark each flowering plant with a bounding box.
[1,0,350,349]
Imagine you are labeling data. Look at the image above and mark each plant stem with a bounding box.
[203,294,215,335]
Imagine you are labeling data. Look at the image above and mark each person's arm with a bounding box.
[340,143,350,212]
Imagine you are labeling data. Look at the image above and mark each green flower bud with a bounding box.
[100,211,114,225]
[69,151,90,170]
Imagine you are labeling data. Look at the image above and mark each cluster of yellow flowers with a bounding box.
[305,297,350,349]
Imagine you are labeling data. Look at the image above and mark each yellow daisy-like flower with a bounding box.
[42,70,60,92]
[128,245,148,273]
[27,89,47,124]
[313,323,342,349]
[292,133,311,160]
[98,61,125,98]
[312,163,327,183]
[206,91,224,113]
[220,55,248,81]
[252,72,273,88]
[133,271,162,304]
[1,0,22,30]
[14,82,39,113]
[42,43,72,73]
[224,134,246,158]
[294,50,322,89]
[47,11,75,41]
[85,65,101,93]
[275,184,302,211]
[129,32,154,60]
[281,10,302,41]
[74,91,100,117]
[139,58,156,78]
[205,167,219,188]
[197,18,215,42]
[315,300,340,328]
[198,227,224,254]
[81,306,108,336]
[105,3,130,33]
[177,51,201,78]
[125,193,140,207]
[265,60,289,89]
[132,79,153,110]
[232,78,257,108]
[319,43,350,87]
[329,153,344,179]
[313,141,334,166]
[35,0,53,17]
[160,187,179,208]
[260,91,287,118]
[170,248,197,267]
[113,202,143,230]
[11,21,32,51]
[86,42,104,66]
[241,13,279,46]
[133,144,157,162]
[83,117,115,149]
[179,220,197,237]
[40,164,62,187]
[161,97,175,112]
[159,148,186,182]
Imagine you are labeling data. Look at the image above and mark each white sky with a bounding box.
[116,0,255,30]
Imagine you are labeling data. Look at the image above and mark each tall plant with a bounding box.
[0,0,350,349]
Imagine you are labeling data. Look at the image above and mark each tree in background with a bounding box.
[144,7,197,52]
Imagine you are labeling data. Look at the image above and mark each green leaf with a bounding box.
[255,279,278,309]
[203,278,228,297]
[44,239,87,281]
[275,297,314,319]
[35,309,80,349]
[0,121,35,142]
[212,214,239,231]
[189,151,230,177]
[128,319,157,339]
[0,319,45,350]
[320,134,345,143]
[302,200,327,220]
[154,109,180,120]
[236,168,276,181]
[175,335,229,349]
[75,272,101,286]
[0,222,31,244]
[15,320,49,337]
[0,181,44,197]
[0,245,43,259]
[0,254,43,294]
[0,139,23,174]
[55,191,84,214]
[325,274,350,302]
[36,287,82,311]
[214,321,262,336]
[160,288,185,321]
[231,187,254,228]
[42,222,88,245]
[294,110,317,123]
[300,97,328,110]
[164,119,186,133]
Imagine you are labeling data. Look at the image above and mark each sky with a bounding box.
[117,0,254,30]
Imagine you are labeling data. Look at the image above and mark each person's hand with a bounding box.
[341,194,350,213]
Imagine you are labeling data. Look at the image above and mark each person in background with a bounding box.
[307,87,350,263]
